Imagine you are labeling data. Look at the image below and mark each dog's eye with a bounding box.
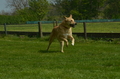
[71,20,73,22]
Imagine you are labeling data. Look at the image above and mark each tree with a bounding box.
[29,0,49,20]
[104,0,120,19]
[0,10,12,15]
[6,0,49,21]
[6,0,29,11]
[53,0,106,20]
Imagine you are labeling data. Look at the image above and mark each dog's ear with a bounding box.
[70,14,72,18]
[63,16,67,19]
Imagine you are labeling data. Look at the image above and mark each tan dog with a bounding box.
[47,15,77,53]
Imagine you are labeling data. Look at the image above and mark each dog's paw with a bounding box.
[71,43,74,46]
[61,50,64,53]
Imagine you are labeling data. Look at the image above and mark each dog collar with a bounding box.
[64,26,70,29]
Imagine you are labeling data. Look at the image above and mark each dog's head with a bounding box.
[64,14,77,28]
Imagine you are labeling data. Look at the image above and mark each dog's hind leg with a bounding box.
[46,36,55,51]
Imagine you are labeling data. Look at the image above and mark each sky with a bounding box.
[0,0,52,13]
[0,0,11,12]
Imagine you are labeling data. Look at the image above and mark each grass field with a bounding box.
[0,22,120,33]
[0,35,120,79]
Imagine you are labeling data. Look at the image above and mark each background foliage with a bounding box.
[0,0,120,24]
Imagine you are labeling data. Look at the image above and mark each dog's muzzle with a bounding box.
[70,23,77,28]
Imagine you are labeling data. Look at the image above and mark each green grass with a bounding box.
[0,35,120,79]
[0,22,120,33]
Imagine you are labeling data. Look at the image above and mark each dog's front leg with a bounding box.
[68,35,75,46]
[59,37,69,47]
[71,38,75,46]
[58,37,68,52]
[60,41,64,53]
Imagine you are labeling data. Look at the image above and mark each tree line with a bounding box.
[0,0,120,24]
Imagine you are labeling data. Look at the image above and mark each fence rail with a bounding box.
[26,19,120,24]
[0,31,120,38]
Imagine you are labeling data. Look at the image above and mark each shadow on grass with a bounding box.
[38,50,59,53]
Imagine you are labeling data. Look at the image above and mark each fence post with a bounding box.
[38,22,43,37]
[83,22,87,40]
[4,23,7,35]
[55,21,58,26]
[53,21,55,27]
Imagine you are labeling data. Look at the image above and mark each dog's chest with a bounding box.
[63,33,70,38]
[63,30,70,38]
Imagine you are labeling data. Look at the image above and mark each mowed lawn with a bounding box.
[0,35,120,79]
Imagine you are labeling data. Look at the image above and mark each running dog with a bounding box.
[47,15,77,53]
